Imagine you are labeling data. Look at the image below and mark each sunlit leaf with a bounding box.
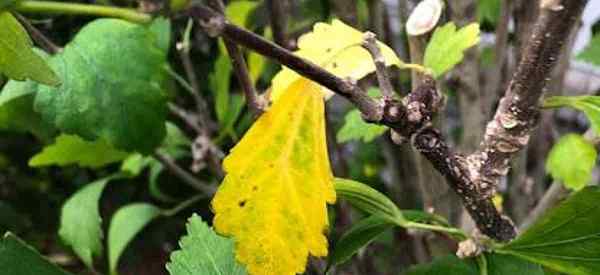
[212,79,335,275]
[546,134,596,190]
[0,12,60,86]
[271,19,401,101]
[29,134,128,168]
[166,214,247,275]
[108,203,162,275]
[424,22,480,77]
[499,186,600,275]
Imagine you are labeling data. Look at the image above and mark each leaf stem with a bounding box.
[477,254,488,275]
[162,194,207,217]
[404,221,468,240]
[14,1,152,24]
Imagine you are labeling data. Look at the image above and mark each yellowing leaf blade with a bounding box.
[212,79,335,275]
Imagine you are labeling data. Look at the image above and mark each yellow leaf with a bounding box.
[271,19,401,102]
[212,79,336,275]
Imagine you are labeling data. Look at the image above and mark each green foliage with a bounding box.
[0,233,71,275]
[29,134,128,168]
[545,134,596,190]
[334,177,405,224]
[0,76,55,140]
[404,255,478,275]
[225,0,259,28]
[544,96,600,134]
[424,22,480,77]
[477,0,501,26]
[403,254,543,275]
[328,215,393,267]
[577,33,600,66]
[0,12,60,86]
[166,214,247,275]
[337,110,388,143]
[59,176,119,268]
[499,186,600,275]
[210,55,233,124]
[34,18,170,153]
[108,203,161,275]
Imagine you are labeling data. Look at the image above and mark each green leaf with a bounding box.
[0,233,71,275]
[59,176,119,268]
[209,54,232,124]
[477,0,501,25]
[544,96,600,134]
[328,215,393,267]
[34,18,170,153]
[0,77,56,140]
[225,0,259,29]
[108,203,162,275]
[0,12,60,86]
[166,214,247,275]
[486,253,544,275]
[499,186,600,275]
[29,134,129,168]
[545,134,596,190]
[577,33,600,66]
[334,177,405,224]
[424,22,480,78]
[0,0,20,10]
[337,109,388,143]
[403,255,478,275]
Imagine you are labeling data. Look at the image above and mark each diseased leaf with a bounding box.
[166,214,247,275]
[29,134,128,168]
[271,19,401,101]
[0,12,60,86]
[0,233,71,275]
[212,79,335,275]
[59,176,119,268]
[337,109,388,143]
[424,22,480,77]
[34,18,170,153]
[577,33,600,66]
[328,215,393,267]
[499,186,600,275]
[108,203,161,275]
[544,96,600,134]
[545,134,596,190]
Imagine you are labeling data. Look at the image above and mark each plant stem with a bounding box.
[477,254,488,275]
[162,194,206,216]
[14,1,152,24]
[404,221,468,240]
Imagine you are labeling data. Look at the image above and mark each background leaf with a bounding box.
[108,203,161,275]
[544,96,600,134]
[334,177,404,224]
[499,186,600,275]
[545,134,596,190]
[0,12,59,86]
[29,134,128,168]
[577,33,600,66]
[403,255,478,275]
[337,109,388,143]
[424,22,480,77]
[0,233,71,275]
[34,18,170,153]
[166,214,247,275]
[59,176,118,268]
[209,54,232,124]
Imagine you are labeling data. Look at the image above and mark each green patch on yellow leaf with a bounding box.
[212,79,336,275]
[271,19,401,101]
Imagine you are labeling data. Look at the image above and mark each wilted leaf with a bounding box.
[212,79,335,275]
[34,18,170,153]
[166,214,247,275]
[59,176,119,268]
[337,109,388,143]
[29,134,128,168]
[328,215,393,267]
[0,233,71,275]
[499,186,600,275]
[577,33,600,66]
[544,96,600,134]
[0,12,60,86]
[108,203,162,275]
[271,20,401,101]
[424,22,480,77]
[546,134,596,190]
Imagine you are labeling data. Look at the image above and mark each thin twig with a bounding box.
[153,151,215,194]
[162,194,209,216]
[266,0,289,49]
[362,32,395,100]
[168,102,203,134]
[14,13,61,54]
